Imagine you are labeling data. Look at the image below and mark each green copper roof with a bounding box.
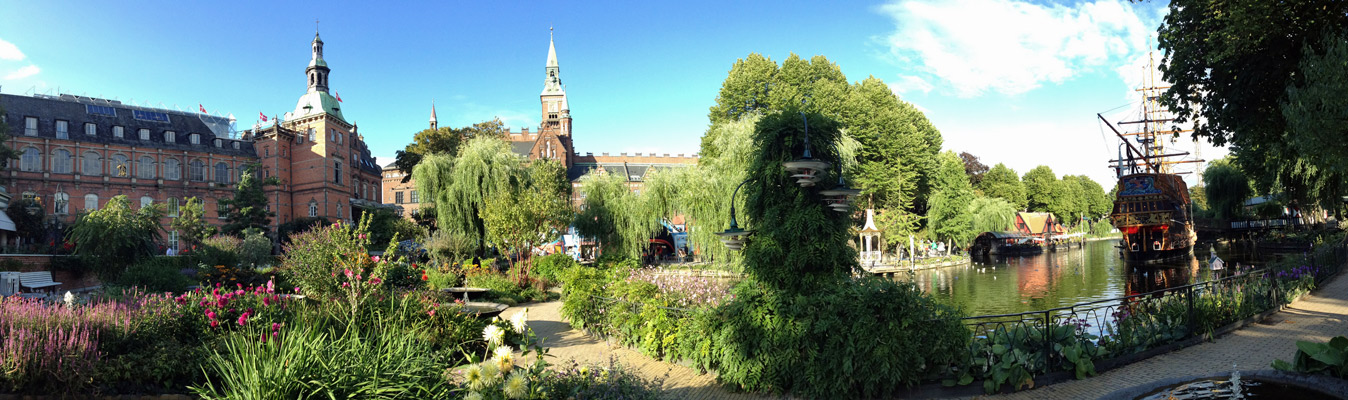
[292,91,345,122]
[309,57,328,68]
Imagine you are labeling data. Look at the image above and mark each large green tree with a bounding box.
[0,106,20,169]
[394,119,508,182]
[704,54,942,239]
[926,151,976,246]
[1159,0,1348,210]
[414,137,519,257]
[1203,157,1254,220]
[968,196,1017,234]
[68,195,164,278]
[219,164,281,236]
[1022,165,1061,217]
[483,159,572,267]
[573,170,649,258]
[979,163,1027,210]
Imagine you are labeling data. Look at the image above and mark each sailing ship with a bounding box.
[1100,55,1202,264]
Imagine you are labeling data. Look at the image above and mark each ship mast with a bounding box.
[1105,52,1201,176]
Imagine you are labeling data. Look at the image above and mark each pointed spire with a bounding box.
[547,27,558,68]
[429,101,438,130]
[542,28,564,95]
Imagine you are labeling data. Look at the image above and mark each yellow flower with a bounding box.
[503,371,529,399]
[464,392,483,400]
[479,361,501,386]
[462,364,484,390]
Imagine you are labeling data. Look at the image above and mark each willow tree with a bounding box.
[926,151,976,246]
[573,171,654,258]
[482,159,572,267]
[968,196,1017,234]
[414,137,519,257]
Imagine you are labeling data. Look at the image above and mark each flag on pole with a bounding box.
[336,92,343,102]
[199,104,207,113]
[259,113,268,122]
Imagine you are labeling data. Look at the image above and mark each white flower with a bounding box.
[510,308,528,333]
[464,392,483,400]
[493,345,514,361]
[503,370,529,399]
[463,364,486,391]
[479,361,501,384]
[63,291,74,307]
[483,325,505,346]
[494,345,516,373]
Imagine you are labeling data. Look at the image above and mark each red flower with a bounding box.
[421,274,429,281]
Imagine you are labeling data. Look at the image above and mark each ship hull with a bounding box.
[1109,173,1196,266]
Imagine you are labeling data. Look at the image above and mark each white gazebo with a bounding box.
[859,209,884,264]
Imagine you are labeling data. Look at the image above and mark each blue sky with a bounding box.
[0,0,1222,188]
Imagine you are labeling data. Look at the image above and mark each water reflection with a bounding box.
[899,239,1253,316]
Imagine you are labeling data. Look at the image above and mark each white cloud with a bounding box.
[4,65,40,80]
[889,75,934,95]
[879,0,1152,97]
[0,39,24,61]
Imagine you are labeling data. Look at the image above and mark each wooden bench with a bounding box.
[18,271,61,293]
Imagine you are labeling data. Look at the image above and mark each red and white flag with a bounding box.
[199,104,208,113]
[336,92,343,103]
[259,112,269,122]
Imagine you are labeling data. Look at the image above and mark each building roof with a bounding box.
[1,93,255,157]
[290,91,345,122]
[1016,212,1058,235]
[510,141,535,157]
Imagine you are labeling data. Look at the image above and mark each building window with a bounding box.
[84,194,98,211]
[113,126,124,138]
[164,131,176,143]
[24,117,37,136]
[140,196,153,209]
[138,128,150,140]
[232,141,240,150]
[337,203,343,221]
[164,158,181,180]
[138,156,155,179]
[168,230,179,252]
[395,191,404,204]
[20,147,40,172]
[189,133,200,145]
[213,138,221,148]
[82,151,101,176]
[190,160,204,181]
[308,201,318,218]
[53,192,69,214]
[55,120,68,139]
[217,200,225,219]
[84,123,96,136]
[307,128,315,143]
[52,149,72,174]
[168,198,180,217]
[214,162,229,184]
[334,161,342,184]
[410,190,419,203]
[265,147,270,157]
[111,154,128,177]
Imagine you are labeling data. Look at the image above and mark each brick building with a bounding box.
[382,32,697,215]
[0,31,382,250]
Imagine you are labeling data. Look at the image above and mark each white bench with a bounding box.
[18,271,61,293]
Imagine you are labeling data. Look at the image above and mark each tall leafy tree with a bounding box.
[1022,165,1061,216]
[483,159,572,267]
[926,151,976,246]
[979,163,1027,210]
[219,164,280,236]
[394,119,508,182]
[1203,158,1254,220]
[68,196,164,279]
[1159,0,1348,210]
[1281,30,1348,211]
[968,196,1017,234]
[959,152,989,187]
[573,170,650,258]
[414,137,519,257]
[171,197,216,248]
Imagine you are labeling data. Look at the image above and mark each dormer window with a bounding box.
[213,138,222,148]
[189,134,201,145]
[164,131,176,143]
[113,126,124,138]
[232,141,240,150]
[138,128,150,140]
[84,123,96,136]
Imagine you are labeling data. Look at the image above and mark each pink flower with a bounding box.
[369,277,382,285]
[427,310,436,317]
[371,255,381,263]
[272,322,282,331]
[355,274,362,281]
[341,282,350,288]
[344,269,353,278]
[358,234,367,239]
[210,320,219,328]
[237,312,250,326]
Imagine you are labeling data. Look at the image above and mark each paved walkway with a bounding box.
[505,300,769,400]
[984,270,1348,400]
[513,270,1348,400]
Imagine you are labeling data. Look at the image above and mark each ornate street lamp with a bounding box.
[716,179,753,251]
[781,113,831,187]
[819,164,862,212]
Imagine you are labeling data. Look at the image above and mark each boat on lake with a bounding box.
[1100,55,1201,264]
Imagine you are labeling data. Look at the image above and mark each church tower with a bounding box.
[429,102,438,130]
[536,29,574,167]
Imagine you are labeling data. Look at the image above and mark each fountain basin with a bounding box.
[1101,370,1348,400]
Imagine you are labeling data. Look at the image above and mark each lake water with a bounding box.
[900,239,1258,316]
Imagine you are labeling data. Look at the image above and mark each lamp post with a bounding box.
[716,179,753,251]
[819,163,862,212]
[782,113,831,187]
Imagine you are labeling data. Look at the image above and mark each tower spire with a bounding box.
[307,28,330,93]
[429,101,438,130]
[542,29,563,95]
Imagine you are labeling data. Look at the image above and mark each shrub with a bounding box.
[1273,336,1348,378]
[237,229,274,269]
[111,256,196,293]
[197,235,242,269]
[465,272,537,306]
[536,358,666,400]
[530,253,576,284]
[278,217,395,302]
[67,195,164,279]
[683,277,969,399]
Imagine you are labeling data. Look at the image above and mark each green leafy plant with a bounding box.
[1273,336,1348,378]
